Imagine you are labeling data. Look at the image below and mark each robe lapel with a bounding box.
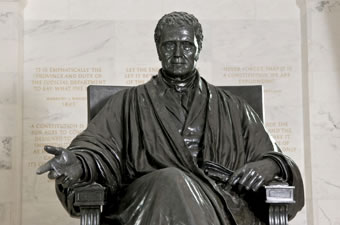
[183,78,207,131]
[144,77,198,171]
[206,83,219,140]
[201,82,219,159]
[163,89,186,125]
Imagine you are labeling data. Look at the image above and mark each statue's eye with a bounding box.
[182,41,194,51]
[163,42,176,51]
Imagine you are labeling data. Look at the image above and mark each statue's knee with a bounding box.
[157,167,186,178]
[131,167,189,193]
[151,167,188,186]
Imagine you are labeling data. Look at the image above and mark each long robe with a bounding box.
[56,74,304,225]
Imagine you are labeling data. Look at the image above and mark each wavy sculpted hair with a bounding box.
[154,12,203,53]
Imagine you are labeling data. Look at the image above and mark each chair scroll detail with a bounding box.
[265,183,295,225]
[74,183,107,225]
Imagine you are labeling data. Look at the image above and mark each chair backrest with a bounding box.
[87,85,264,122]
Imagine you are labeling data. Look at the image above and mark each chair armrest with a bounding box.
[265,183,295,225]
[74,183,107,225]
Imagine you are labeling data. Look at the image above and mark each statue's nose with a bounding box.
[174,43,183,57]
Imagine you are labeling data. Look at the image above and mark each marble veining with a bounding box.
[320,178,340,190]
[70,37,113,58]
[315,0,340,12]
[319,206,332,224]
[24,20,61,36]
[313,109,340,133]
[24,20,116,64]
[0,136,12,169]
[0,73,16,104]
[0,11,13,23]
[0,9,18,41]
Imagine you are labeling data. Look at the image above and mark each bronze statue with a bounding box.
[37,12,304,225]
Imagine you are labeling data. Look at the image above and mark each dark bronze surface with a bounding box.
[37,11,304,225]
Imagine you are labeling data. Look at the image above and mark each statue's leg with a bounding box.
[114,167,224,225]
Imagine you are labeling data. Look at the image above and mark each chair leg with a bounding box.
[269,204,288,225]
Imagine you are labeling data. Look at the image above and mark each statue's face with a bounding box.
[157,26,199,78]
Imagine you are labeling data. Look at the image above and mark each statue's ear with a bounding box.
[157,45,162,61]
[194,36,200,61]
[194,49,200,61]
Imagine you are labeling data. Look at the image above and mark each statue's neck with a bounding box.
[161,69,198,92]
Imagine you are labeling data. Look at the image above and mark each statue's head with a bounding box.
[154,12,203,78]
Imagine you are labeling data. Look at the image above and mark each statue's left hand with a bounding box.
[228,158,280,192]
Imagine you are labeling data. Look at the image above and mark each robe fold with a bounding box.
[56,73,304,225]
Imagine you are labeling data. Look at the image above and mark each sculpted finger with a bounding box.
[239,169,255,186]
[44,145,63,156]
[61,178,70,188]
[36,161,52,175]
[60,176,74,188]
[244,172,259,190]
[56,175,67,185]
[252,176,265,192]
[229,169,243,185]
[48,170,60,179]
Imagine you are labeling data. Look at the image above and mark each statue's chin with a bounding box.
[163,68,195,80]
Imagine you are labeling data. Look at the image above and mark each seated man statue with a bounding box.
[37,11,304,225]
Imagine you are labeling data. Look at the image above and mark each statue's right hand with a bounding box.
[36,145,84,188]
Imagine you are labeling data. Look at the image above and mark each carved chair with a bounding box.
[73,85,295,225]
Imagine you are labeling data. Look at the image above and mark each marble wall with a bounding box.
[0,0,339,224]
[307,0,340,224]
[0,1,21,225]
